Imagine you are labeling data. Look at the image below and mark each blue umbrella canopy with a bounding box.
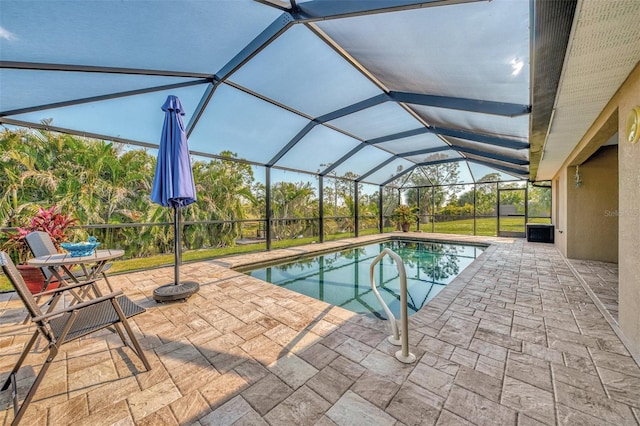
[151,95,196,208]
[150,95,200,301]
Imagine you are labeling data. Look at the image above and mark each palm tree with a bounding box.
[188,153,256,248]
[0,128,37,226]
[270,181,317,240]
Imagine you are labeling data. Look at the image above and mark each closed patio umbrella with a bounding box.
[151,95,199,302]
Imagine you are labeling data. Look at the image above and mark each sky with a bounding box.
[0,0,530,186]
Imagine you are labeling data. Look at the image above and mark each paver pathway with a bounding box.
[1,233,639,425]
[569,259,619,320]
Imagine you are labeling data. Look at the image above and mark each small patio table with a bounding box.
[28,249,124,304]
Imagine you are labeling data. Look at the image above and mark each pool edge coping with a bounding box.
[223,232,500,273]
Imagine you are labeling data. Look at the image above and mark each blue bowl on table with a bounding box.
[60,241,100,257]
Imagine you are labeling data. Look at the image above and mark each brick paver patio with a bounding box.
[568,259,619,321]
[1,233,639,425]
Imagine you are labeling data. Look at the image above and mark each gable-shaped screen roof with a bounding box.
[1,0,534,185]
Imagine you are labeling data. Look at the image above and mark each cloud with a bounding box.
[510,57,524,76]
[0,26,17,41]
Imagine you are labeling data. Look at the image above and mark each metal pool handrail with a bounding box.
[369,248,416,364]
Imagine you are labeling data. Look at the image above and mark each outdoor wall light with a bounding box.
[575,165,582,188]
[626,106,640,144]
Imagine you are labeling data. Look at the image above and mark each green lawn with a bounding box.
[421,217,541,235]
[0,216,550,292]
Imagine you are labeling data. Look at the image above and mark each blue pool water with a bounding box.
[246,240,484,319]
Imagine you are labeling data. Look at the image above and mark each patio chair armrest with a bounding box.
[33,279,100,297]
[32,290,124,321]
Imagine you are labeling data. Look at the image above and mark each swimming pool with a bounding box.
[245,239,484,319]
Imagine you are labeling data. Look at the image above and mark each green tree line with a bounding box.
[0,127,380,260]
[0,127,259,259]
[0,127,548,263]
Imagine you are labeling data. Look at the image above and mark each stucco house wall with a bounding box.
[553,62,640,357]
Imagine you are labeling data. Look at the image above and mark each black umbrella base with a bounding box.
[153,281,200,302]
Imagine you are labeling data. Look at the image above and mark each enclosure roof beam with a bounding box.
[265,95,389,170]
[0,79,210,117]
[0,117,261,167]
[467,158,529,177]
[0,118,157,150]
[320,144,367,176]
[292,0,487,22]
[396,146,451,158]
[390,91,531,117]
[186,82,217,137]
[368,125,527,150]
[446,145,529,166]
[267,121,318,166]
[316,94,389,123]
[368,128,430,145]
[0,61,214,78]
[187,12,295,135]
[429,126,529,149]
[216,13,295,82]
[380,165,418,186]
[252,0,291,12]
[417,157,465,167]
[356,157,397,182]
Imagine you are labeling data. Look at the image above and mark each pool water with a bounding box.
[246,240,484,319]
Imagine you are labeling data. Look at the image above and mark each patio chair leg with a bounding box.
[111,301,150,371]
[10,346,58,426]
[123,323,151,371]
[101,272,114,292]
[1,331,40,391]
[112,322,128,344]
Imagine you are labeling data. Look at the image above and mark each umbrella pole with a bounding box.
[152,204,200,302]
[174,205,181,286]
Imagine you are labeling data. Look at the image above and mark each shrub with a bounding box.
[1,206,77,263]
